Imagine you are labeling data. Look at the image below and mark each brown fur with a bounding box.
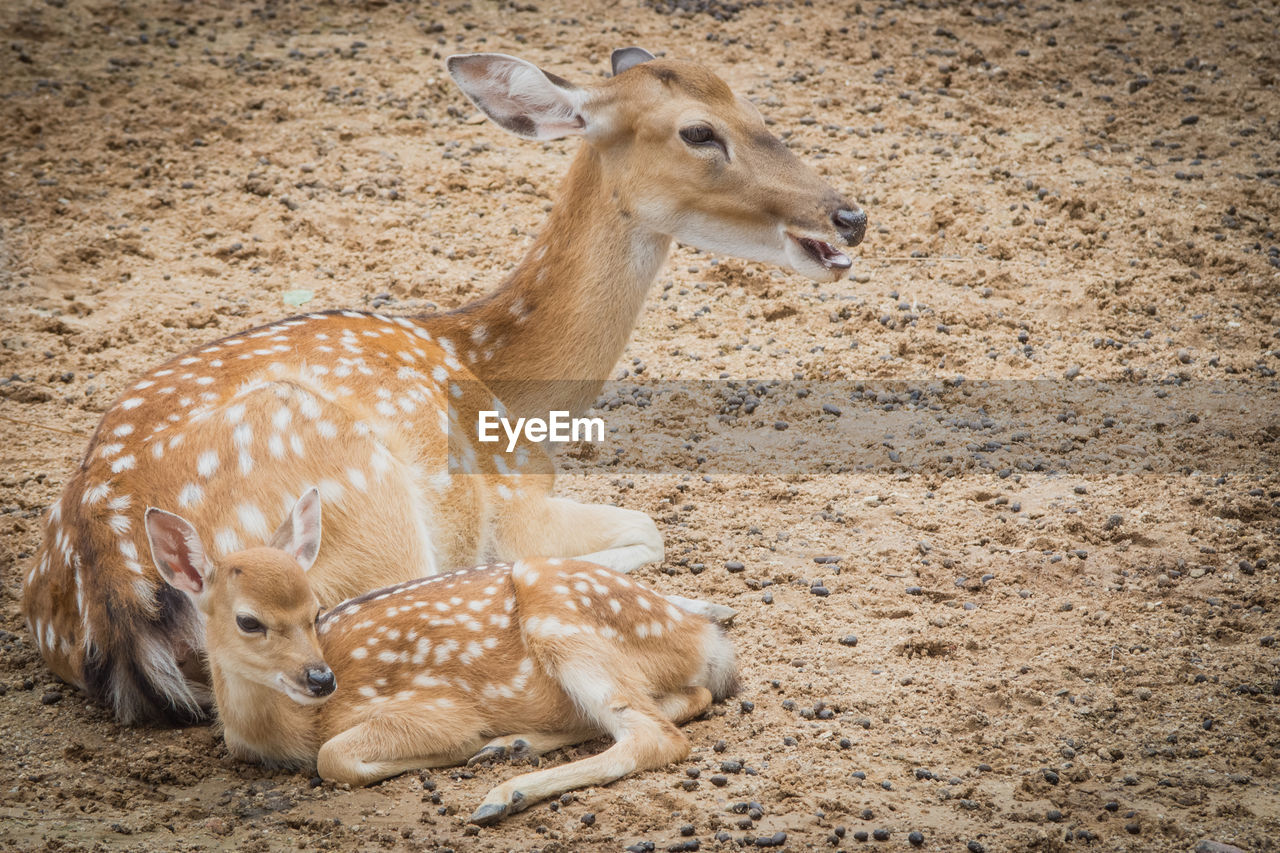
[21,51,855,724]
[188,530,735,822]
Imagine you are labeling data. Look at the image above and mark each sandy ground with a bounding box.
[2,0,1279,850]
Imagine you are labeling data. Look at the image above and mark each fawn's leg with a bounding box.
[468,696,689,825]
[317,719,486,787]
[466,729,598,766]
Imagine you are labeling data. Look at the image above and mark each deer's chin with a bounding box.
[276,674,334,706]
[785,233,853,282]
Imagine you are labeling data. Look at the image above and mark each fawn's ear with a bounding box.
[447,53,589,140]
[144,508,213,598]
[269,488,322,572]
[611,47,654,76]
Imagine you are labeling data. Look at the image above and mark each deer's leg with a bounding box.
[466,729,597,766]
[317,718,486,787]
[495,495,663,573]
[468,697,688,826]
[494,496,736,623]
[656,686,713,725]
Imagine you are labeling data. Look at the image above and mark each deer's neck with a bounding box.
[210,662,321,769]
[422,147,671,419]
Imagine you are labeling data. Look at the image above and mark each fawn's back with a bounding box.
[316,559,727,742]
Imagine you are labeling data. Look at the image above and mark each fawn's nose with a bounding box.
[832,208,867,247]
[305,666,336,697]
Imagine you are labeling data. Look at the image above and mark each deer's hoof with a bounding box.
[703,602,737,625]
[466,745,507,766]
[468,802,509,826]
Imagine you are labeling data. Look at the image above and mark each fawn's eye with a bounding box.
[679,125,717,146]
[236,614,266,635]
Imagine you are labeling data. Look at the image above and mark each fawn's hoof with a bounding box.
[468,803,509,826]
[466,745,507,766]
[466,739,536,767]
[703,602,737,625]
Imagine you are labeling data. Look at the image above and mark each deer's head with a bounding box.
[448,48,866,283]
[144,489,335,706]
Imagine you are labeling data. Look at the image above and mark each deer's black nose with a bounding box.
[832,208,867,246]
[305,666,335,697]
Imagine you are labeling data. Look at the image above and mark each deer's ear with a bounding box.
[447,53,589,140]
[611,47,654,76]
[144,508,213,599]
[269,488,322,572]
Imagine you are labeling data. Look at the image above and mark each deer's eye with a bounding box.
[236,614,266,635]
[679,125,717,146]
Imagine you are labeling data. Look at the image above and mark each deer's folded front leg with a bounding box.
[318,717,487,787]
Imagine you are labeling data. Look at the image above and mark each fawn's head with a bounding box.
[448,48,866,283]
[144,489,336,706]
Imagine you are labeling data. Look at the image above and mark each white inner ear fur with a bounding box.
[503,63,586,138]
[452,54,589,140]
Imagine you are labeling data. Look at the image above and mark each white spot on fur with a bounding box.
[237,503,269,540]
[197,450,219,478]
[178,483,203,508]
[214,528,242,555]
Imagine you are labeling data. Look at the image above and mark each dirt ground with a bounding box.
[2,0,1278,850]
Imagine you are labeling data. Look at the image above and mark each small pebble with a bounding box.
[580,813,596,826]
[908,831,924,847]
[967,843,985,853]
[839,634,858,647]
[740,700,755,714]
[725,561,745,573]
[872,828,891,841]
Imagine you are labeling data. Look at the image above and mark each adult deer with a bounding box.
[22,48,866,723]
[144,490,737,824]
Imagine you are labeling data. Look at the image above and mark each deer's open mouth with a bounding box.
[790,234,852,272]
